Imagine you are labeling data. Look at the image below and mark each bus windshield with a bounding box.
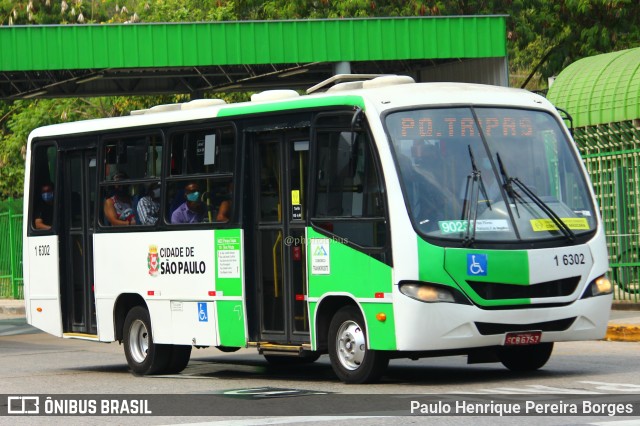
[385,107,597,243]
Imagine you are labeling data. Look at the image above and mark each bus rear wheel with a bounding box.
[498,342,554,372]
[328,306,388,384]
[123,306,171,375]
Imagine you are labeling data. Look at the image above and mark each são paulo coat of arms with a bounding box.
[148,245,159,276]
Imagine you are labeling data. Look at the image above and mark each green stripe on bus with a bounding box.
[306,227,392,298]
[444,248,529,285]
[308,302,318,349]
[417,238,459,286]
[216,300,246,347]
[214,228,243,297]
[417,238,532,306]
[361,303,396,350]
[216,95,365,118]
[447,248,530,306]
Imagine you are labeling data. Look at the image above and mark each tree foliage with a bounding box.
[0,0,639,198]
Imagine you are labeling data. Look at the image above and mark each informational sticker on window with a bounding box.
[291,190,300,205]
[530,217,589,231]
[310,238,330,275]
[292,205,302,220]
[204,134,216,165]
[438,219,509,234]
[217,236,240,279]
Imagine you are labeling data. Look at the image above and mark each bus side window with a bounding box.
[99,133,162,228]
[166,125,236,225]
[30,144,57,233]
[104,136,151,181]
[166,179,232,224]
[312,129,388,252]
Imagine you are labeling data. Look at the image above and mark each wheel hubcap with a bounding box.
[336,320,366,370]
[129,319,149,364]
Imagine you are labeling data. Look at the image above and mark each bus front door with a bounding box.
[252,131,310,345]
[60,148,97,336]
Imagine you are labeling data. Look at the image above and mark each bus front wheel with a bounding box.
[123,306,171,375]
[498,342,554,372]
[328,306,388,384]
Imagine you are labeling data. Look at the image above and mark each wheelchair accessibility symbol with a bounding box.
[467,254,487,276]
[198,302,208,322]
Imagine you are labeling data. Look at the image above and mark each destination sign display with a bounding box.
[397,116,534,139]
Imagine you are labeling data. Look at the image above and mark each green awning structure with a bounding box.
[0,16,507,99]
[547,47,640,128]
[1,17,505,71]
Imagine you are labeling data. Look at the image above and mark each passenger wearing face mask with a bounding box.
[104,172,136,226]
[171,182,204,224]
[137,182,161,225]
[34,182,54,230]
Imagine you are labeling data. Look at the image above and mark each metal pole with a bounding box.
[7,197,17,298]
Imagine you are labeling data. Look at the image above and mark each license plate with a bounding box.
[504,331,542,346]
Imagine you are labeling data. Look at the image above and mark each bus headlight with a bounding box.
[399,281,469,304]
[582,275,613,298]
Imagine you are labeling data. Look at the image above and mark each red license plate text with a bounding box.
[504,331,542,346]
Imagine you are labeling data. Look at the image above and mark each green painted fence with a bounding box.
[575,120,640,302]
[0,198,23,299]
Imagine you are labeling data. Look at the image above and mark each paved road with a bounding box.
[1,320,639,425]
[0,317,40,336]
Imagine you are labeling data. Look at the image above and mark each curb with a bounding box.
[0,305,25,315]
[611,302,640,311]
[605,324,640,342]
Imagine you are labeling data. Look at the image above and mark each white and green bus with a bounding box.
[23,75,613,383]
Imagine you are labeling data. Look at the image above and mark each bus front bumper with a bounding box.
[392,293,613,351]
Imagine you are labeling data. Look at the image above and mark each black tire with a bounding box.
[264,352,321,366]
[328,306,388,384]
[498,342,554,372]
[164,345,192,374]
[123,306,171,375]
[216,346,241,353]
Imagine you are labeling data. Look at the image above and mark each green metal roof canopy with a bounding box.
[547,47,640,128]
[0,16,506,99]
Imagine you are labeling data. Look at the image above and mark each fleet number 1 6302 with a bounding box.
[554,253,585,266]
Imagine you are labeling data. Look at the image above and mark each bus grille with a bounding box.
[474,317,576,335]
[466,276,581,300]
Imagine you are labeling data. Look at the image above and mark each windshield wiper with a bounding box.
[496,153,520,218]
[496,152,575,242]
[461,146,491,246]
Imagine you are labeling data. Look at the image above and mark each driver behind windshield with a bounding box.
[403,140,457,230]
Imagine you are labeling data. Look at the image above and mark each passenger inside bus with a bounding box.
[171,182,204,224]
[137,182,160,225]
[34,182,54,230]
[216,182,233,222]
[104,172,136,226]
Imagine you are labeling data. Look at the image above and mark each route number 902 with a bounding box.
[553,253,585,266]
